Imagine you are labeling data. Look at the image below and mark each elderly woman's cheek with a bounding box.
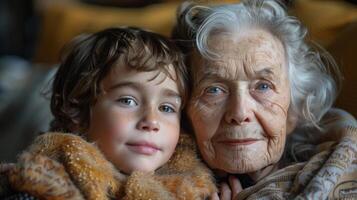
[197,94,237,168]
[188,98,223,163]
[255,95,290,164]
[200,140,216,166]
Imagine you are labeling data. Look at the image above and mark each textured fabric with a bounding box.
[236,126,357,200]
[2,192,38,200]
[0,132,216,200]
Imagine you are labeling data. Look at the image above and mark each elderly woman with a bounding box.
[173,0,357,199]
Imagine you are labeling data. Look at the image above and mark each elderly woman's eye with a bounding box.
[255,82,272,91]
[204,86,225,95]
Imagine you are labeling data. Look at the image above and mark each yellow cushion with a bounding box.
[291,0,357,118]
[291,0,357,47]
[328,22,357,118]
[34,1,179,64]
[34,0,237,64]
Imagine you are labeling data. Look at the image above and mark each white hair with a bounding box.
[174,0,341,128]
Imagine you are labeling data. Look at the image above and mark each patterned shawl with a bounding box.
[236,126,357,200]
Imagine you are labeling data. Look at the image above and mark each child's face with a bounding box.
[87,65,182,173]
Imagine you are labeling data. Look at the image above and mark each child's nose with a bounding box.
[137,121,160,132]
[137,111,160,132]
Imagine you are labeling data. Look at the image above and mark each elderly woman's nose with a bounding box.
[224,94,254,125]
[136,108,160,132]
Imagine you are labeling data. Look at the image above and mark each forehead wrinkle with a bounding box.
[240,46,283,82]
[241,50,254,80]
[197,59,237,85]
[197,29,286,85]
[238,29,285,73]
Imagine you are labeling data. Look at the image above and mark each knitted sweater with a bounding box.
[0,132,217,200]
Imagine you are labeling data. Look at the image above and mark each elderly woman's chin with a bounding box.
[200,140,283,174]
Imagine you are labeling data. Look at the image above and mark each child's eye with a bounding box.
[117,97,138,107]
[159,104,176,113]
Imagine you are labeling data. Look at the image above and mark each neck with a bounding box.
[214,163,279,188]
[247,164,278,183]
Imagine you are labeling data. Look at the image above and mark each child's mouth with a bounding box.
[126,141,161,155]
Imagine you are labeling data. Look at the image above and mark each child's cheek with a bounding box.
[107,112,135,139]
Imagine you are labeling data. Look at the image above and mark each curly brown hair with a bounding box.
[50,27,188,133]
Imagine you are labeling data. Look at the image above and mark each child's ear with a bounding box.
[68,116,88,135]
[76,107,93,136]
[68,123,84,135]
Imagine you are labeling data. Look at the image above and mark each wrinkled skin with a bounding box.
[188,28,292,180]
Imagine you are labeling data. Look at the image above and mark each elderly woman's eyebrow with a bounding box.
[252,68,279,80]
[196,67,280,85]
[254,68,274,76]
[196,68,232,85]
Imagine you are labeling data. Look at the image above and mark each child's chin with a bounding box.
[123,164,158,174]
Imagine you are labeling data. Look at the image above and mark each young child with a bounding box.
[1,27,216,200]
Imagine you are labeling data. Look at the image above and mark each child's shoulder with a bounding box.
[5,132,123,200]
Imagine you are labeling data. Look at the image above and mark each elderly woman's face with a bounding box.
[188,29,291,174]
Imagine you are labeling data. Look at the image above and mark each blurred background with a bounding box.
[0,0,356,162]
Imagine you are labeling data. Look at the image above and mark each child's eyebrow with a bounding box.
[108,81,182,102]
[108,82,139,91]
[162,89,182,102]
